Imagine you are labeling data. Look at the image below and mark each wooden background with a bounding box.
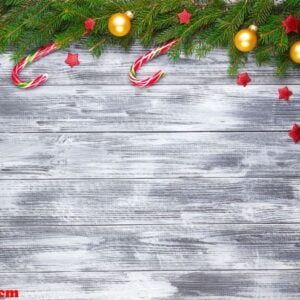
[0,44,299,299]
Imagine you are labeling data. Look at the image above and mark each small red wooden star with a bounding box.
[84,18,96,31]
[282,15,300,34]
[236,72,251,87]
[278,86,293,101]
[177,9,192,24]
[289,123,300,143]
[65,53,80,68]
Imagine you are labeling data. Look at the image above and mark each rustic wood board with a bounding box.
[1,46,300,86]
[0,178,299,226]
[0,132,299,179]
[0,45,299,299]
[0,271,299,300]
[1,224,300,272]
[0,85,299,132]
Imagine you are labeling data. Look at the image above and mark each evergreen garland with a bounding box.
[0,0,300,75]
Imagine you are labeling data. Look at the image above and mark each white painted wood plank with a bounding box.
[0,178,299,226]
[1,224,300,271]
[0,270,299,299]
[0,132,298,179]
[0,43,299,299]
[0,85,299,132]
[0,46,299,86]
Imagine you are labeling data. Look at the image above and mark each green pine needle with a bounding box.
[0,0,297,75]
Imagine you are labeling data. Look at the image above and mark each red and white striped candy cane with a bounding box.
[12,42,60,89]
[129,39,178,88]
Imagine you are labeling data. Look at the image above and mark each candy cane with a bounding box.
[129,39,178,88]
[12,42,60,89]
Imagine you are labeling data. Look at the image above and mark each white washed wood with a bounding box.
[0,85,299,132]
[0,132,298,179]
[1,224,300,272]
[0,271,300,300]
[1,44,300,299]
[1,45,300,86]
[0,178,299,226]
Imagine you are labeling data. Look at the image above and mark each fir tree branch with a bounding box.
[0,0,297,75]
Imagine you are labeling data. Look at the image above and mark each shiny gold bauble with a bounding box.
[290,41,300,64]
[108,11,133,37]
[234,25,258,52]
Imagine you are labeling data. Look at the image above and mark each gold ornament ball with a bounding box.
[234,26,258,52]
[290,41,300,64]
[108,11,133,37]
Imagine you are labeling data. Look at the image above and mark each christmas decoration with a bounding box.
[65,53,80,68]
[84,18,96,31]
[282,15,300,34]
[177,9,192,25]
[278,86,293,101]
[289,41,300,64]
[129,40,178,87]
[1,0,300,76]
[108,11,133,37]
[12,42,60,89]
[5,0,299,144]
[234,25,258,52]
[289,123,300,143]
[236,72,251,87]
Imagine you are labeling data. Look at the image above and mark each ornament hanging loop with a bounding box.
[12,42,60,89]
[129,39,179,88]
[248,24,258,32]
[125,11,134,19]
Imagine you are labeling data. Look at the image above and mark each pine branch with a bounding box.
[0,0,298,75]
[249,0,273,25]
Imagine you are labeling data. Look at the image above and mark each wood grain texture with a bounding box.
[0,271,300,299]
[0,85,299,132]
[1,44,300,298]
[0,132,298,179]
[0,178,299,226]
[1,45,300,86]
[1,224,300,272]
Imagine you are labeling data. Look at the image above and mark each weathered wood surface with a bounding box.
[0,45,299,299]
[0,132,298,179]
[0,85,299,132]
[1,46,300,86]
[1,224,300,271]
[0,178,299,226]
[1,271,299,300]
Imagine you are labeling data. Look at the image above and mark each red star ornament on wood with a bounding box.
[282,15,300,33]
[236,72,251,87]
[278,86,293,101]
[84,18,96,31]
[289,123,300,143]
[65,53,80,68]
[178,9,192,24]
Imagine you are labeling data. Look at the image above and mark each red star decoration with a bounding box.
[278,86,293,101]
[289,123,300,143]
[65,53,80,68]
[84,18,96,31]
[177,9,192,24]
[282,15,300,33]
[236,72,251,87]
